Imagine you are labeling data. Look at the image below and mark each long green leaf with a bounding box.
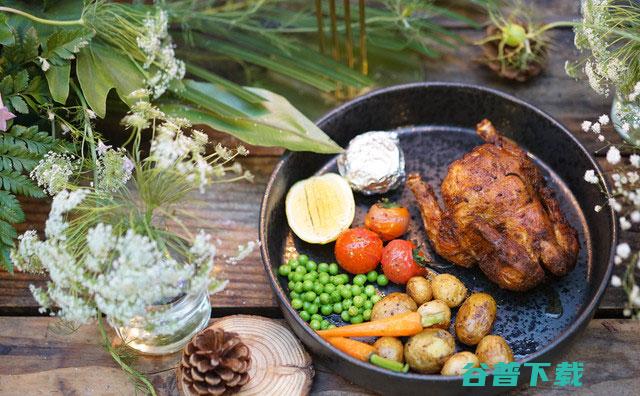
[45,62,70,104]
[185,63,265,104]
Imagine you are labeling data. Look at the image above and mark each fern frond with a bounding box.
[0,170,45,198]
[0,191,25,224]
[0,124,57,155]
[0,145,40,172]
[0,220,17,249]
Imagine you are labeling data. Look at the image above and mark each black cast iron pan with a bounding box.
[259,83,616,395]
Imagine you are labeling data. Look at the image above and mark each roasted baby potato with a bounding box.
[441,351,480,376]
[476,335,514,368]
[417,300,451,329]
[455,292,497,345]
[374,336,404,363]
[406,276,433,305]
[404,328,455,373]
[431,274,467,308]
[371,292,417,321]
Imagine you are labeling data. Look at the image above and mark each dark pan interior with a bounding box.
[260,83,615,395]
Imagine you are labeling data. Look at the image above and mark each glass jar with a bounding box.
[114,288,211,355]
[611,91,640,144]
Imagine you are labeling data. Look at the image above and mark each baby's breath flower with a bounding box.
[606,145,621,165]
[599,114,610,125]
[591,122,601,134]
[584,169,599,184]
[30,152,76,195]
[620,217,632,230]
[617,243,631,259]
[611,275,622,287]
[581,120,592,132]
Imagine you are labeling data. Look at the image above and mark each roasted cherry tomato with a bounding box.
[381,239,429,284]
[364,199,410,241]
[335,228,383,274]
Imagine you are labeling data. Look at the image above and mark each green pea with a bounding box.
[328,324,337,329]
[371,294,382,304]
[298,254,309,264]
[303,301,311,311]
[351,285,362,296]
[353,295,365,307]
[330,291,341,303]
[293,282,304,293]
[364,284,376,297]
[310,319,321,330]
[304,291,317,302]
[318,272,331,285]
[291,298,303,310]
[336,284,345,291]
[340,288,352,299]
[320,304,333,316]
[334,275,347,285]
[287,271,295,281]
[329,263,339,275]
[342,299,353,310]
[302,273,315,282]
[287,281,295,290]
[333,302,343,314]
[340,274,350,284]
[348,306,359,317]
[350,315,364,324]
[300,311,310,322]
[288,258,299,268]
[313,283,324,295]
[320,320,330,330]
[314,297,320,305]
[318,263,329,273]
[290,291,300,300]
[292,273,304,282]
[295,266,307,275]
[364,300,373,310]
[302,280,313,291]
[307,303,319,315]
[377,274,389,286]
[367,270,378,283]
[311,313,322,322]
[341,311,351,322]
[362,309,372,321]
[306,260,318,272]
[353,274,367,286]
[324,283,336,294]
[278,264,291,277]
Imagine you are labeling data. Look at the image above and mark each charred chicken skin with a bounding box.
[407,119,579,291]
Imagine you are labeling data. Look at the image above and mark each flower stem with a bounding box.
[0,7,84,26]
[97,315,157,396]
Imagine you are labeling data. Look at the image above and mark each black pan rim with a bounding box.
[259,81,617,382]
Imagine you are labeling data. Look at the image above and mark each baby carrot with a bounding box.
[326,336,375,361]
[317,311,423,338]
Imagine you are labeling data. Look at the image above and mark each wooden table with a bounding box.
[1,1,639,395]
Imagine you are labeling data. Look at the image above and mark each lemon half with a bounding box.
[285,173,355,244]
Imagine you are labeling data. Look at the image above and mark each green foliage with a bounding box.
[42,28,93,66]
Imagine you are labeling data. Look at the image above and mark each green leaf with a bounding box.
[0,191,25,224]
[24,75,50,105]
[76,43,145,117]
[0,170,45,198]
[1,124,58,154]
[9,96,28,114]
[0,246,12,273]
[13,70,29,92]
[0,14,14,46]
[45,63,70,103]
[161,86,343,154]
[185,63,265,104]
[0,220,17,251]
[42,28,93,66]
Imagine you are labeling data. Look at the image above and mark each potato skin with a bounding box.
[417,300,451,329]
[455,293,497,345]
[404,328,455,373]
[431,274,467,308]
[371,292,417,321]
[406,276,433,305]
[475,335,514,368]
[441,351,480,376]
[373,337,404,363]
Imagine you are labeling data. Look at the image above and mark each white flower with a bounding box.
[85,109,96,119]
[37,57,50,72]
[96,140,112,156]
[630,154,640,168]
[581,120,592,132]
[631,211,640,223]
[610,275,622,287]
[594,205,602,212]
[606,146,621,165]
[598,114,610,125]
[616,243,631,259]
[30,152,76,195]
[620,217,632,230]
[623,308,631,317]
[47,111,55,121]
[584,169,599,184]
[598,134,605,141]
[591,122,601,134]
[609,197,622,212]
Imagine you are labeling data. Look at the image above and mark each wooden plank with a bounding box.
[0,317,637,395]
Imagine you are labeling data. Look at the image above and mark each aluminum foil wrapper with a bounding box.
[337,131,405,195]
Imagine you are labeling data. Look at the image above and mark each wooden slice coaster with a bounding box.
[177,315,314,396]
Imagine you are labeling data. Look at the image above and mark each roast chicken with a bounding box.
[407,119,579,291]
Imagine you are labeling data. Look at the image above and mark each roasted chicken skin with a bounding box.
[407,119,579,291]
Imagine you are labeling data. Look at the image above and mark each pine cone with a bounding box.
[179,327,251,395]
